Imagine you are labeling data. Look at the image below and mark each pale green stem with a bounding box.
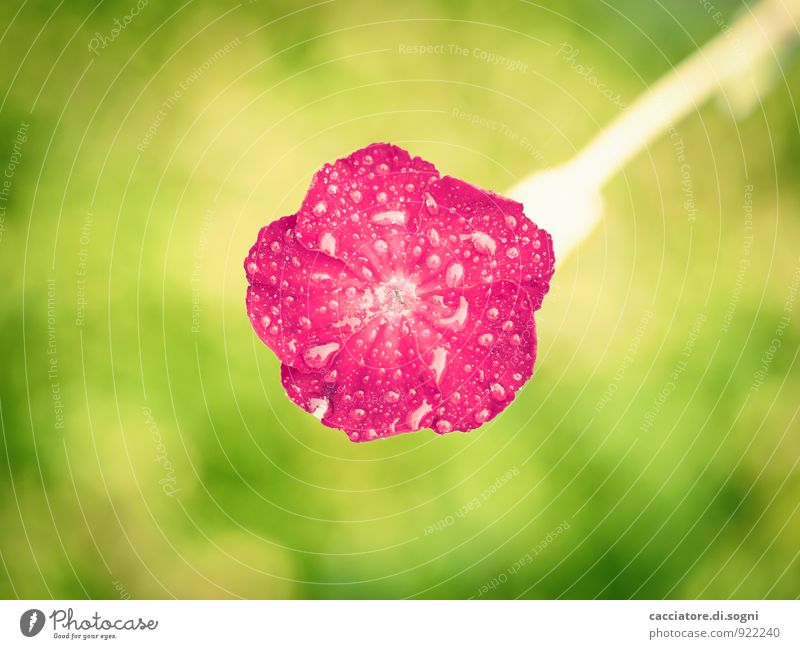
[565,0,800,190]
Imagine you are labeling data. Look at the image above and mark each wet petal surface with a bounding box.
[245,143,555,442]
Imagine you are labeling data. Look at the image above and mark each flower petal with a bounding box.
[294,143,439,282]
[410,280,538,432]
[245,214,373,371]
[414,176,554,309]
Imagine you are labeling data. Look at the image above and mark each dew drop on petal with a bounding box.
[424,192,438,214]
[303,342,341,369]
[471,232,496,256]
[445,263,464,287]
[435,419,452,434]
[490,383,506,400]
[320,232,336,256]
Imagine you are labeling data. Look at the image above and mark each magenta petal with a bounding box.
[281,320,440,442]
[294,143,439,281]
[412,281,538,433]
[415,176,554,309]
[245,214,373,371]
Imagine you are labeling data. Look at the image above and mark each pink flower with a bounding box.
[245,143,554,442]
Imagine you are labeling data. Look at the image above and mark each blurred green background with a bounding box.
[1,0,798,599]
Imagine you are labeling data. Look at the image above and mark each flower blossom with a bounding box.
[245,143,554,442]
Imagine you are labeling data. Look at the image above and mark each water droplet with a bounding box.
[435,419,452,434]
[478,333,494,346]
[376,191,387,203]
[350,189,362,203]
[445,262,464,287]
[404,183,415,192]
[327,184,338,195]
[320,232,336,255]
[411,245,423,257]
[490,384,506,400]
[247,261,258,274]
[532,238,542,250]
[505,215,517,229]
[377,162,389,173]
[374,239,388,254]
[475,408,491,423]
[260,315,271,328]
[384,391,400,404]
[510,334,522,346]
[426,254,441,269]
[502,320,514,332]
[323,369,338,383]
[512,372,522,381]
[314,201,327,214]
[471,232,496,255]
[506,246,519,259]
[299,316,311,330]
[351,408,366,421]
[372,210,405,225]
[303,342,341,368]
[363,154,374,165]
[486,307,499,320]
[424,192,438,214]
[428,228,440,246]
[270,241,282,253]
[309,397,329,420]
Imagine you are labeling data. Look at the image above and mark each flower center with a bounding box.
[375,276,419,319]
